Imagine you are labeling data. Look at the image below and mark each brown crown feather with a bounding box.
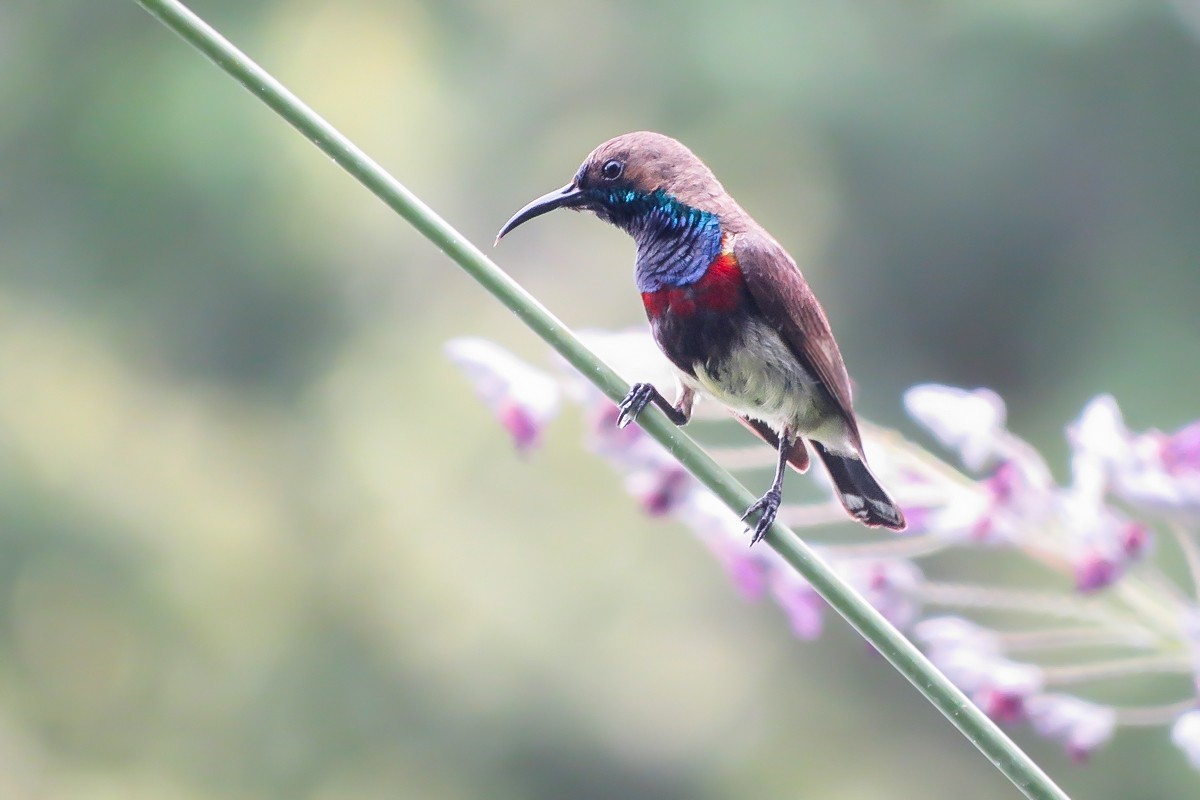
[576,132,751,226]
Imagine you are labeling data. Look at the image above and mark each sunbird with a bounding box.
[497,132,905,542]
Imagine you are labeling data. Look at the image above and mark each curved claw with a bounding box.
[617,382,655,429]
[742,488,782,546]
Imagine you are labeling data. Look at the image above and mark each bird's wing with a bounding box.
[734,233,863,450]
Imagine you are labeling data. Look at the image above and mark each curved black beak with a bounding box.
[495,183,586,245]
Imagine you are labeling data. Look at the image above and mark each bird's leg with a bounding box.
[617,383,694,428]
[742,428,794,545]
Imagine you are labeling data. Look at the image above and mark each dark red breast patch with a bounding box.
[641,253,744,318]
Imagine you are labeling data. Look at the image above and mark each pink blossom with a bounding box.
[448,331,1200,771]
[707,534,772,600]
[1070,395,1200,515]
[1132,420,1200,513]
[1073,553,1122,593]
[1163,422,1200,476]
[675,492,771,599]
[914,616,1002,657]
[1068,394,1130,501]
[917,459,1051,545]
[974,459,1053,544]
[918,623,1043,723]
[626,464,693,517]
[1059,491,1152,593]
[767,568,826,640]
[585,401,670,468]
[1172,709,1200,769]
[917,490,995,542]
[582,400,702,519]
[976,685,1029,724]
[1119,522,1151,559]
[904,387,1063,547]
[926,643,1042,696]
[445,338,560,453]
[840,559,923,631]
[1025,694,1117,762]
[971,660,1045,724]
[904,384,1008,471]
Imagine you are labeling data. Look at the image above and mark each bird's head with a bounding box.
[496,131,727,243]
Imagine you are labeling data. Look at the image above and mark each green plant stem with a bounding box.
[133,2,1070,797]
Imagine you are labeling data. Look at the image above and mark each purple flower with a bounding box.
[1119,522,1151,560]
[1070,395,1200,515]
[767,568,826,640]
[1163,421,1200,476]
[928,644,1041,696]
[581,400,703,519]
[661,478,829,637]
[1072,553,1122,593]
[917,620,1043,723]
[585,401,670,469]
[905,384,1008,471]
[915,459,1052,546]
[1025,694,1117,762]
[675,491,771,599]
[626,464,693,517]
[977,687,1028,724]
[972,660,1045,724]
[914,616,1002,656]
[1059,491,1153,593]
[904,386,1063,547]
[976,460,1053,544]
[1172,709,1200,769]
[916,490,995,542]
[840,559,923,631]
[445,338,560,453]
[1068,394,1130,501]
[708,534,772,600]
[1137,420,1200,513]
[448,331,1200,770]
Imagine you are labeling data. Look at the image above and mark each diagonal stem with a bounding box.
[131,2,1071,798]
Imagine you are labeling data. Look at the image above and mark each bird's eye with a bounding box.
[601,159,624,180]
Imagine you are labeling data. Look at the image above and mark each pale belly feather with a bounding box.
[681,317,855,452]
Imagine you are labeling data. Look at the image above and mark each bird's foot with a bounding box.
[741,488,782,546]
[617,382,655,429]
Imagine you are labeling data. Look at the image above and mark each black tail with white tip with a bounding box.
[811,442,906,531]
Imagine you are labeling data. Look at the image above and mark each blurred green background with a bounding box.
[2,0,1199,797]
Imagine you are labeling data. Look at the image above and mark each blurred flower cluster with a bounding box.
[446,330,1200,769]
